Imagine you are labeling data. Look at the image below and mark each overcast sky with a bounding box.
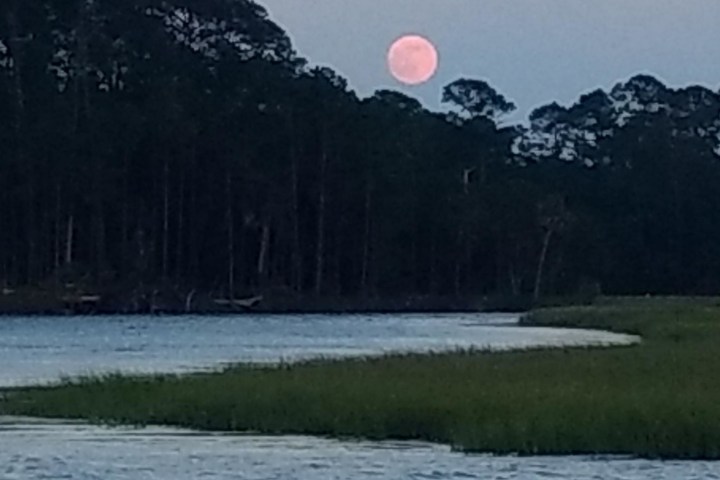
[257,0,720,119]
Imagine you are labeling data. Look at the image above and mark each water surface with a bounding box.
[0,312,638,387]
[0,313,674,479]
[1,418,718,480]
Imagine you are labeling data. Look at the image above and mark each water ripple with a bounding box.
[0,313,636,387]
[0,420,719,480]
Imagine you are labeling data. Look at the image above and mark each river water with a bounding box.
[0,312,637,387]
[1,313,717,479]
[2,418,719,480]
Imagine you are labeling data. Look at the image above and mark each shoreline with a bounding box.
[5,299,717,459]
[0,289,595,316]
[0,312,644,390]
[0,306,520,316]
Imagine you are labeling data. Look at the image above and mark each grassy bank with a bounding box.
[3,298,720,458]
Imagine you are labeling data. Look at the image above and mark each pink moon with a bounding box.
[387,35,439,86]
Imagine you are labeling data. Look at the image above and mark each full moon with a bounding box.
[387,35,439,86]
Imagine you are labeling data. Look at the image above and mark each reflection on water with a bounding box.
[1,418,718,480]
[0,313,638,387]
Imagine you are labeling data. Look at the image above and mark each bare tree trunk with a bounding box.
[0,188,7,286]
[174,158,186,283]
[188,145,199,280]
[411,235,419,293]
[257,222,270,287]
[314,134,329,295]
[75,0,106,281]
[54,184,62,273]
[289,114,302,292]
[507,239,521,296]
[225,166,235,299]
[93,178,106,281]
[360,179,373,295]
[184,288,196,313]
[463,230,473,292]
[508,241,521,296]
[65,215,74,266]
[509,266,520,296]
[454,228,464,296]
[533,196,567,302]
[120,148,130,277]
[333,231,342,295]
[40,202,50,280]
[533,229,553,303]
[7,7,36,284]
[429,230,438,295]
[162,156,170,279]
[149,207,159,278]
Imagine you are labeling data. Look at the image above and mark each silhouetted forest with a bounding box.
[2,0,720,309]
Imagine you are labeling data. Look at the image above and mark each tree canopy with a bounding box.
[2,1,720,308]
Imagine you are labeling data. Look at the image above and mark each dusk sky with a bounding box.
[258,0,720,119]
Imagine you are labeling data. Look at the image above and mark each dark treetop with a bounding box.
[1,1,720,311]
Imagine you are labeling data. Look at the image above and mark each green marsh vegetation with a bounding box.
[3,298,720,459]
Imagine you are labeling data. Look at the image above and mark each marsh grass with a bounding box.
[3,297,720,458]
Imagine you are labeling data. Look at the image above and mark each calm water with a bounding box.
[2,418,719,480]
[3,313,714,479]
[0,312,638,387]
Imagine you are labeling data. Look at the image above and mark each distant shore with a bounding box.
[0,287,570,315]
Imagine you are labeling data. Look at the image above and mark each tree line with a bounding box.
[2,0,720,306]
